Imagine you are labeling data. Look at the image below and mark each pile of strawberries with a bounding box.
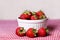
[16,10,48,38]
[18,10,46,20]
[16,27,49,38]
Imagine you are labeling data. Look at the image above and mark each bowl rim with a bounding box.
[17,18,48,23]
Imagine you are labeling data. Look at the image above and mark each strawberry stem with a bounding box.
[45,28,49,33]
[32,12,36,15]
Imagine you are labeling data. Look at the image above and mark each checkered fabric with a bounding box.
[0,20,60,40]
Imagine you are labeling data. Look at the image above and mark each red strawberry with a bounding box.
[30,15,38,20]
[26,28,37,38]
[36,10,45,16]
[20,10,32,19]
[16,27,25,37]
[38,27,46,37]
[18,17,26,20]
[20,14,30,19]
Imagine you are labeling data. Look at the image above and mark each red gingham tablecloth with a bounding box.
[0,20,60,40]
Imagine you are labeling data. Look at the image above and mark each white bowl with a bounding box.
[17,18,48,31]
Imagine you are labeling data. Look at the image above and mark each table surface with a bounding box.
[0,20,60,40]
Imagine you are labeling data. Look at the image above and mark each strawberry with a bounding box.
[18,17,26,20]
[16,27,25,37]
[20,14,30,19]
[26,28,37,38]
[30,15,38,20]
[38,27,47,37]
[36,10,45,16]
[20,10,32,19]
